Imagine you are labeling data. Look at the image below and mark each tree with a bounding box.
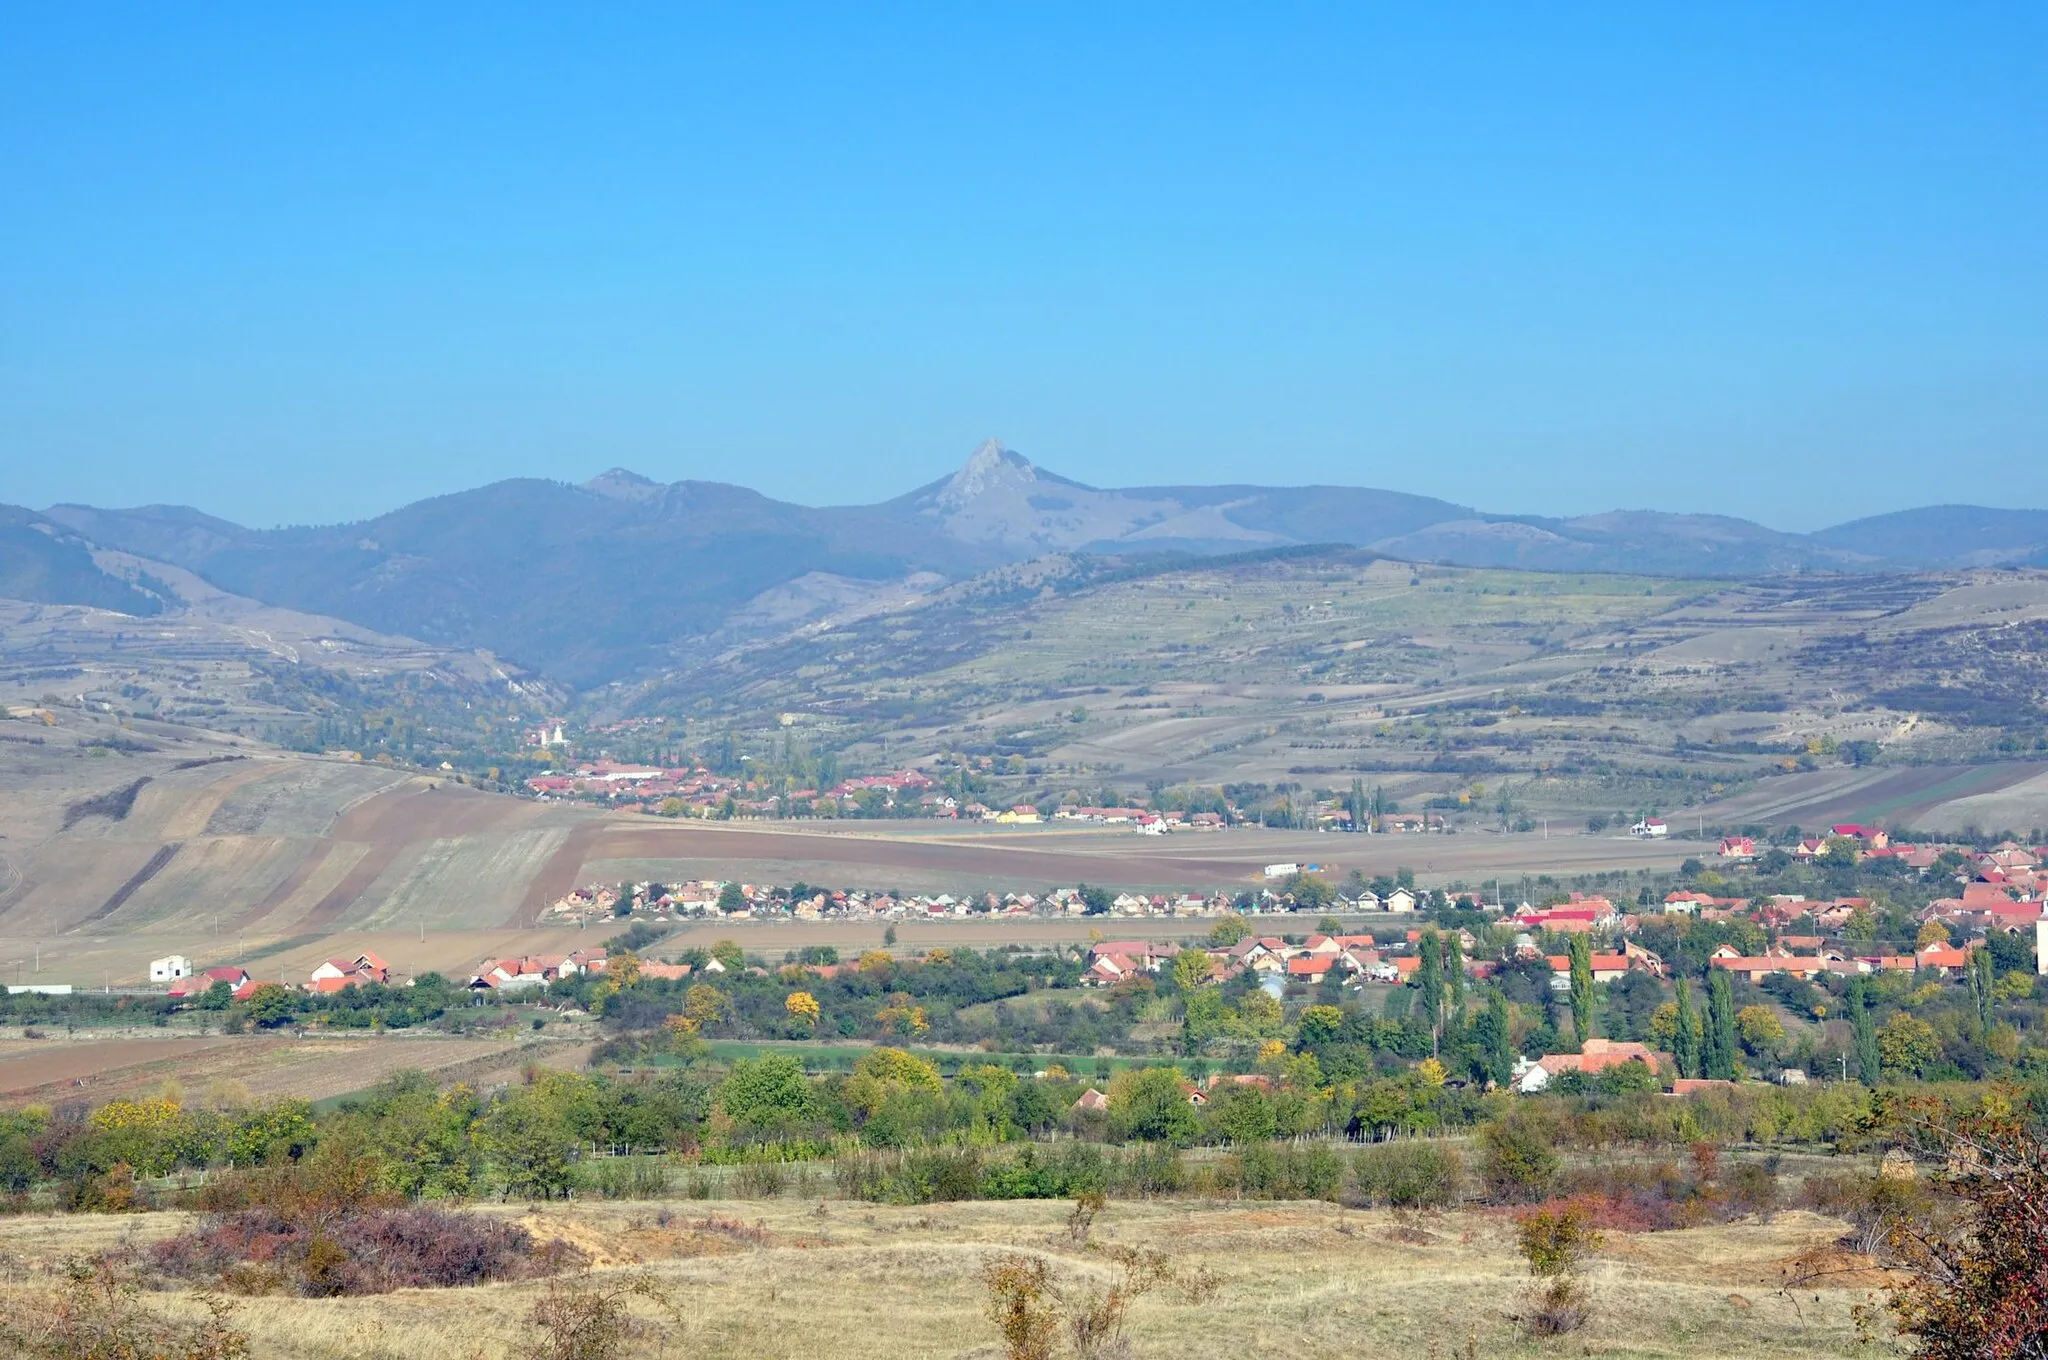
[1417,933,1445,1037]
[1702,968,1738,1080]
[1205,915,1251,948]
[1444,932,1466,1011]
[1285,873,1335,912]
[481,1086,578,1199]
[1106,1067,1199,1146]
[1205,1083,1277,1144]
[1078,884,1114,915]
[716,882,746,914]
[683,985,730,1030]
[1970,947,1996,1031]
[1735,1005,1785,1061]
[1671,977,1700,1080]
[1477,989,1514,1090]
[785,991,820,1028]
[1879,1012,1941,1079]
[1567,935,1594,1048]
[243,983,295,1029]
[1296,1004,1345,1048]
[711,939,745,972]
[1883,1097,2048,1357]
[1852,980,1882,1084]
[716,1055,816,1140]
[1171,950,1216,993]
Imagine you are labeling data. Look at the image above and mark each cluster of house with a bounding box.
[1083,928,1666,993]
[464,948,611,991]
[1051,806,1227,833]
[524,763,962,820]
[150,951,400,999]
[545,881,1265,924]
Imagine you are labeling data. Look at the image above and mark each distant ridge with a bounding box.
[19,440,2048,687]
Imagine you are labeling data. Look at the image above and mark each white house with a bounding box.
[1631,818,1670,839]
[149,955,192,982]
[1384,888,1418,913]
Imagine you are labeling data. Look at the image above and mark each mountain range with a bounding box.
[12,439,2048,689]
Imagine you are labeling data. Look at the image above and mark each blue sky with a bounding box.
[3,4,2043,529]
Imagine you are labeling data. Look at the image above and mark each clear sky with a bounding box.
[3,4,2043,529]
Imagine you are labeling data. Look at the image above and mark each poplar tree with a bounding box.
[1704,967,1739,1080]
[1418,932,1445,1036]
[1672,976,1700,1079]
[1482,988,1513,1089]
[1568,934,1594,1048]
[1970,948,1995,1032]
[1851,979,1881,1084]
[1445,931,1467,1011]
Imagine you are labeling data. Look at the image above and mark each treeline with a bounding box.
[0,1046,1906,1216]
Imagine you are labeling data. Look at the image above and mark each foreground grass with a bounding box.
[0,1198,1877,1359]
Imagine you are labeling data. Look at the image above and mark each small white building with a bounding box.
[149,955,192,982]
[1630,818,1670,839]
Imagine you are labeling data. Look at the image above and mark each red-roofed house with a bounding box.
[169,966,257,1001]
[1517,1039,1667,1093]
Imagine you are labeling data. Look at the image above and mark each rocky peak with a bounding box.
[582,468,665,503]
[933,439,1036,512]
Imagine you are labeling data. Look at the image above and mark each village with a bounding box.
[130,825,2048,1070]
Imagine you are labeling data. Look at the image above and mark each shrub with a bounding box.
[1229,1142,1344,1201]
[1514,1204,1601,1337]
[0,1257,248,1360]
[982,1253,1059,1360]
[585,1157,670,1201]
[151,1204,574,1296]
[732,1160,790,1198]
[1351,1140,1463,1209]
[525,1271,676,1360]
[1479,1109,1562,1203]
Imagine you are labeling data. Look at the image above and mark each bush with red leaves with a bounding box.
[150,1204,581,1296]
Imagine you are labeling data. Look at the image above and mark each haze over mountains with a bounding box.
[10,439,2048,689]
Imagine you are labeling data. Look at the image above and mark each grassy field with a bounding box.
[0,1029,593,1108]
[0,1197,1877,1358]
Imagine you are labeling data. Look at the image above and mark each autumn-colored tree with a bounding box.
[683,984,730,1030]
[710,939,745,972]
[1735,1004,1786,1060]
[785,990,820,1027]
[1205,914,1251,948]
[876,992,930,1036]
[1515,1203,1601,1336]
[1880,1012,1942,1079]
[1883,1093,2048,1358]
[1171,949,1217,992]
[844,1047,942,1119]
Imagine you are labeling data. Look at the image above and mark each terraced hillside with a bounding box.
[624,553,2048,831]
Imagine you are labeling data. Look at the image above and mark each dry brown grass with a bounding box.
[0,1198,1878,1359]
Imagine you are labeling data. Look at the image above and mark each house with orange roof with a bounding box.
[1517,1039,1668,1094]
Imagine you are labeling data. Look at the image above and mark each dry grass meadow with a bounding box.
[0,1196,1878,1359]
